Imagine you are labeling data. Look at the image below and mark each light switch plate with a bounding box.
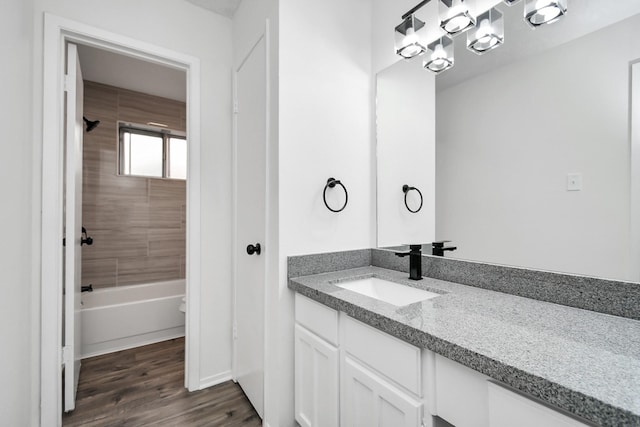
[567,173,582,191]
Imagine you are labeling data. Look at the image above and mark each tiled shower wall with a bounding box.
[82,81,186,289]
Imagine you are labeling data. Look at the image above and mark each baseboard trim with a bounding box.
[81,328,185,359]
[199,370,233,389]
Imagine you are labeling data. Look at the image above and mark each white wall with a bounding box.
[277,0,374,424]
[0,0,35,425]
[632,63,640,281]
[279,0,374,256]
[376,60,436,247]
[21,1,233,421]
[235,2,374,426]
[436,14,640,281]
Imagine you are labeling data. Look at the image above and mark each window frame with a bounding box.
[117,122,187,180]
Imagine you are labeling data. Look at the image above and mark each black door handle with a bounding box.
[246,243,261,255]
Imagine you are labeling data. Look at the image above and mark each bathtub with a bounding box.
[80,279,185,358]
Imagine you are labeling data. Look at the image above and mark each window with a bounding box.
[119,125,187,180]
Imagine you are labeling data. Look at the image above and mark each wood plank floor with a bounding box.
[63,338,262,427]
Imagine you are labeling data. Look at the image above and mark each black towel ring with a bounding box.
[324,178,348,213]
[402,184,423,213]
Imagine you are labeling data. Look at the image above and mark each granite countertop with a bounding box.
[289,266,640,427]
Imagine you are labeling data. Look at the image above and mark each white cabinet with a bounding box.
[435,354,490,427]
[432,356,590,427]
[294,295,425,427]
[343,315,422,396]
[294,294,340,427]
[341,315,424,427]
[294,293,589,427]
[488,382,590,427]
[342,355,422,427]
[295,324,339,427]
[295,293,339,346]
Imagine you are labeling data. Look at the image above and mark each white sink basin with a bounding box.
[335,277,440,306]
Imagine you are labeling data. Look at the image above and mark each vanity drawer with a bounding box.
[488,382,590,427]
[342,315,421,396]
[435,354,489,427]
[295,293,339,346]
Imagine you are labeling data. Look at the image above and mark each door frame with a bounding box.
[41,13,202,425]
[231,20,271,412]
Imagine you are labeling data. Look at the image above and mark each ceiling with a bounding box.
[77,0,640,102]
[185,0,242,18]
[77,45,186,102]
[436,0,640,90]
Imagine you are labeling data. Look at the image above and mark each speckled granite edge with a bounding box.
[372,249,640,320]
[287,249,371,278]
[288,275,640,427]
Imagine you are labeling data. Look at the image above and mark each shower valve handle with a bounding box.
[81,226,94,246]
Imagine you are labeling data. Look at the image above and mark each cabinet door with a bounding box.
[342,356,422,427]
[295,324,339,427]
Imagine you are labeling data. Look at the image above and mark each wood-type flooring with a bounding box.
[63,338,262,427]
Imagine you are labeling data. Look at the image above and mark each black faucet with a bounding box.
[432,241,457,257]
[395,244,423,281]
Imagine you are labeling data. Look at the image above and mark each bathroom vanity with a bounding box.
[288,249,640,427]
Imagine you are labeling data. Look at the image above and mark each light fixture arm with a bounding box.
[401,0,434,20]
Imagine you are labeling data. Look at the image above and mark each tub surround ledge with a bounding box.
[288,250,640,427]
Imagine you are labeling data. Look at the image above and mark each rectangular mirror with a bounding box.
[377,61,436,247]
[376,0,640,283]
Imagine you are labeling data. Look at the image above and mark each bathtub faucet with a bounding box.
[81,284,93,293]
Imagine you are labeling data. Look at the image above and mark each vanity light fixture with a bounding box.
[440,0,476,36]
[424,36,454,74]
[467,8,504,54]
[395,14,427,59]
[395,0,567,73]
[524,0,567,27]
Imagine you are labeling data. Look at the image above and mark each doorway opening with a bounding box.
[65,42,189,416]
[41,14,202,426]
[76,43,188,359]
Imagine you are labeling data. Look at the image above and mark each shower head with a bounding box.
[83,116,100,132]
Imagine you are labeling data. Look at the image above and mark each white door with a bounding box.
[63,42,84,412]
[234,36,267,417]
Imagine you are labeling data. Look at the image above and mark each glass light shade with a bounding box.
[424,37,454,74]
[467,8,504,55]
[524,0,567,27]
[440,0,476,36]
[395,15,427,59]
